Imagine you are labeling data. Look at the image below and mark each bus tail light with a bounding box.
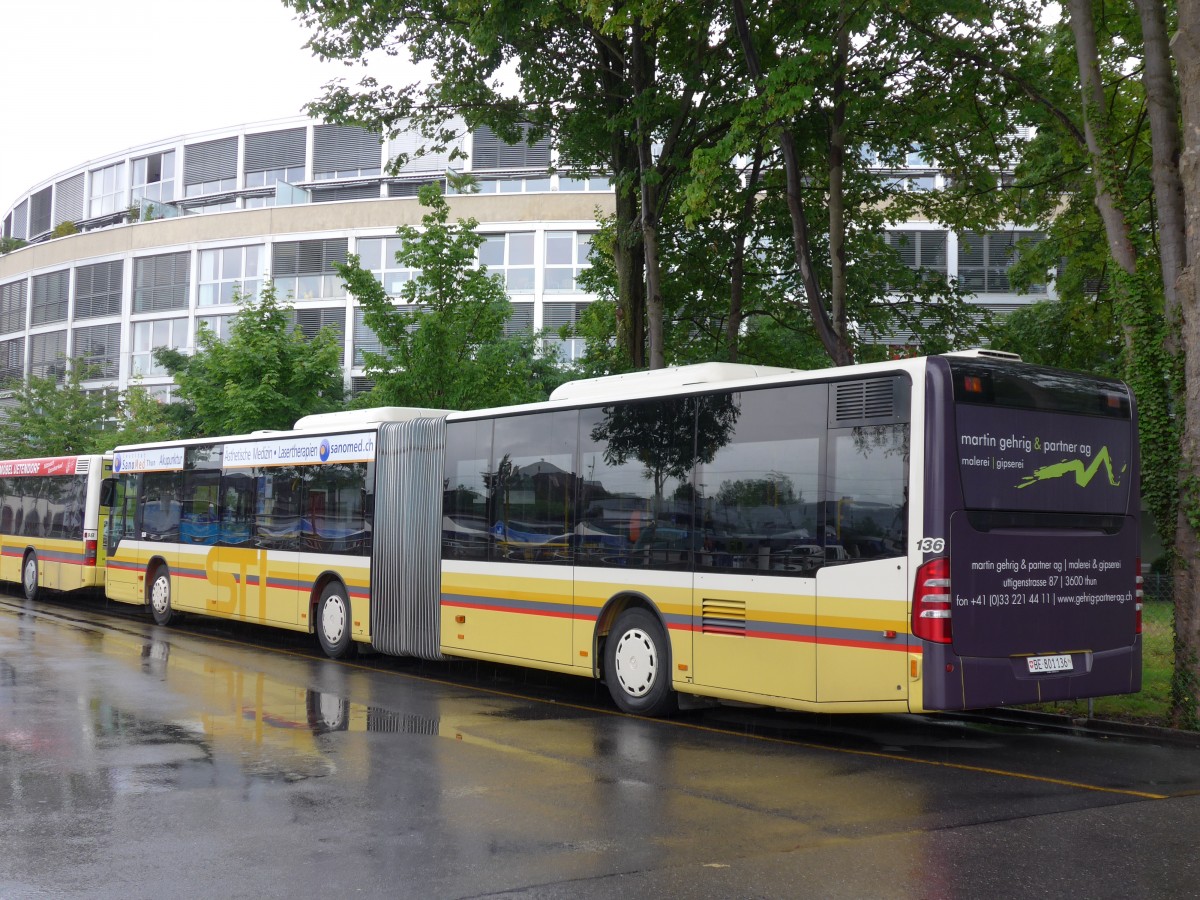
[84,539,97,567]
[1135,558,1144,635]
[913,557,952,644]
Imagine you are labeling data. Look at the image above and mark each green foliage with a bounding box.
[155,282,345,436]
[50,221,78,238]
[0,236,26,255]
[0,365,117,457]
[106,383,182,447]
[339,184,565,409]
[989,295,1123,378]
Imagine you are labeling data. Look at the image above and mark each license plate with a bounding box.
[1027,654,1073,674]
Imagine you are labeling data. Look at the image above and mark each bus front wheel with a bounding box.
[22,552,39,602]
[605,608,677,717]
[316,582,356,659]
[148,566,175,626]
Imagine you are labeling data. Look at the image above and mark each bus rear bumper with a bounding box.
[919,636,1143,711]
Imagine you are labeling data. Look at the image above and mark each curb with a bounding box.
[955,707,1200,748]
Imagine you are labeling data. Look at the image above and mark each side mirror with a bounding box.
[99,477,117,508]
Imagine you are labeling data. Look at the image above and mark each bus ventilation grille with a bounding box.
[77,459,91,474]
[702,599,747,636]
[834,379,894,423]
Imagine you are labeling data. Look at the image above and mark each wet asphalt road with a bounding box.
[2,593,1200,899]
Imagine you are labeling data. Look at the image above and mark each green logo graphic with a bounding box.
[1017,445,1125,490]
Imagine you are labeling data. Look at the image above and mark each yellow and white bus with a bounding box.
[0,454,111,600]
[103,352,1143,716]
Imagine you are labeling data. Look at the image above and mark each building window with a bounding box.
[244,126,307,187]
[356,237,419,296]
[0,280,28,334]
[556,175,612,192]
[958,231,1046,294]
[199,245,265,306]
[88,162,127,218]
[0,337,24,381]
[884,230,947,286]
[352,307,381,367]
[73,323,121,379]
[293,307,345,344]
[131,319,188,378]
[30,270,70,326]
[272,239,348,301]
[479,233,534,293]
[132,151,176,203]
[313,124,382,180]
[245,166,305,189]
[133,252,191,313]
[543,232,592,292]
[75,260,123,319]
[504,302,534,336]
[542,301,591,363]
[184,137,238,198]
[196,315,233,342]
[29,330,68,380]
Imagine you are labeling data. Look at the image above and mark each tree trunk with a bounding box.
[730,0,852,366]
[1136,0,1187,325]
[611,172,646,369]
[632,22,666,370]
[1171,0,1200,727]
[828,10,850,353]
[1068,0,1139,277]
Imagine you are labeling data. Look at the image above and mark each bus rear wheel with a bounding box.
[22,552,39,602]
[148,565,175,626]
[605,608,677,717]
[317,582,356,659]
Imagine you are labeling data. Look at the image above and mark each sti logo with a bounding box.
[319,439,331,462]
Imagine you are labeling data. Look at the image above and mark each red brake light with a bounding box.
[84,539,97,567]
[1135,558,1143,635]
[913,557,952,644]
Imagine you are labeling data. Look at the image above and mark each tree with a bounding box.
[106,383,182,447]
[991,295,1123,378]
[0,236,26,255]
[156,282,345,436]
[0,366,117,457]
[336,183,564,410]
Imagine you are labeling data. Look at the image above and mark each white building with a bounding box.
[0,116,1046,401]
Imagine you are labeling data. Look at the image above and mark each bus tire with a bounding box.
[316,582,356,659]
[22,552,39,602]
[605,608,677,717]
[148,565,175,626]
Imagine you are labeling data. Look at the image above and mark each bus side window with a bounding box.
[826,424,909,561]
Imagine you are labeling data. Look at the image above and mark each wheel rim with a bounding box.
[23,558,35,596]
[150,575,170,616]
[321,594,347,645]
[614,627,658,698]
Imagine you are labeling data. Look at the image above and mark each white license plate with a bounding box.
[1027,654,1073,674]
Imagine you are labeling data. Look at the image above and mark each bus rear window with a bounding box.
[948,359,1130,418]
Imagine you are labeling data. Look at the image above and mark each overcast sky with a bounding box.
[0,0,414,212]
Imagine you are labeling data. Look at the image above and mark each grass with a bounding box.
[1024,600,1175,726]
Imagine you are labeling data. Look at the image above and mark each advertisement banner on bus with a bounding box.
[955,406,1133,514]
[0,456,79,477]
[222,432,376,469]
[112,447,185,474]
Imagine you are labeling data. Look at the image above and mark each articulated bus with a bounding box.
[101,351,1142,716]
[0,454,111,601]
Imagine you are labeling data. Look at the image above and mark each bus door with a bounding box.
[814,399,911,703]
[104,473,141,602]
[691,386,823,703]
